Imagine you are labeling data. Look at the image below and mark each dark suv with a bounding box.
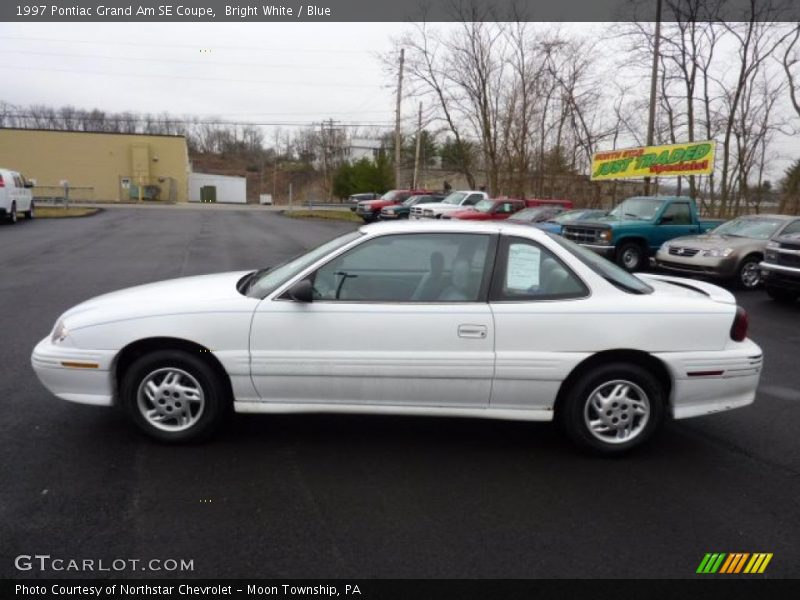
[761,218,800,302]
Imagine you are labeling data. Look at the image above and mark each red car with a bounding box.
[354,189,436,222]
[445,198,528,221]
[526,198,574,210]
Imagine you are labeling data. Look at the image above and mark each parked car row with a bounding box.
[0,167,35,224]
[356,191,800,302]
[559,195,800,302]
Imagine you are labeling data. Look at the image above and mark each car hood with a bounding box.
[60,271,255,330]
[666,233,764,250]
[771,232,800,246]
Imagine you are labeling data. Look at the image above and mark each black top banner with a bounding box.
[2,0,800,22]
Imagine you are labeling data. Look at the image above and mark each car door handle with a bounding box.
[458,324,487,339]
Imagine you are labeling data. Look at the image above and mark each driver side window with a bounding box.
[311,233,491,303]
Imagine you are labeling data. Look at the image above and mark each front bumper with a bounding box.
[655,252,738,279]
[578,243,614,258]
[655,338,762,419]
[31,336,116,406]
[379,212,403,220]
[760,262,800,290]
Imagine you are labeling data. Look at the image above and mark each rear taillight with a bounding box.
[731,306,748,342]
[0,175,5,187]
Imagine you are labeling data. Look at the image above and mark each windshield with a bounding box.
[244,231,363,298]
[549,234,653,294]
[555,210,600,224]
[474,199,494,212]
[712,217,784,240]
[609,198,665,221]
[381,190,401,201]
[403,196,422,207]
[509,207,545,222]
[442,192,468,205]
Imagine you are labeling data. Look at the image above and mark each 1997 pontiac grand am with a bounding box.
[32,220,762,454]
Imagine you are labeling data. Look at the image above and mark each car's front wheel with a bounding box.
[616,242,646,271]
[735,255,762,289]
[121,350,229,442]
[558,362,665,455]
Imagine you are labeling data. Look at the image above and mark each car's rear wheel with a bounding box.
[616,242,646,272]
[120,350,229,443]
[557,362,665,455]
[7,202,17,224]
[24,200,34,220]
[735,255,762,289]
[765,285,799,303]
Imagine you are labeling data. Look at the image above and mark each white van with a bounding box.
[0,168,34,224]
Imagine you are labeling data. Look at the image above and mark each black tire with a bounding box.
[120,349,230,443]
[557,362,666,455]
[765,285,799,304]
[7,202,17,225]
[734,255,762,290]
[24,200,34,220]
[615,241,646,272]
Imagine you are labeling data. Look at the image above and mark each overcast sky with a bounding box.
[0,22,403,125]
[1,21,797,181]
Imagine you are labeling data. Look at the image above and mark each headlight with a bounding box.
[701,247,734,258]
[766,241,779,250]
[659,242,670,252]
[51,320,69,344]
[423,209,433,216]
[598,230,612,243]
[385,209,395,215]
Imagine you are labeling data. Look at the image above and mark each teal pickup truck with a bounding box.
[561,196,723,271]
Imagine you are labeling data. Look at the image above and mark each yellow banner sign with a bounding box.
[591,141,716,180]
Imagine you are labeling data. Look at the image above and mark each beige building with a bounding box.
[0,128,190,202]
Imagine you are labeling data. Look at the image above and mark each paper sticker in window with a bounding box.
[506,244,540,291]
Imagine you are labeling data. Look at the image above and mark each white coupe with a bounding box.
[32,220,762,453]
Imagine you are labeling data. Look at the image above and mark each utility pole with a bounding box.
[320,121,328,202]
[644,0,662,196]
[273,129,278,203]
[394,48,405,188]
[412,102,422,189]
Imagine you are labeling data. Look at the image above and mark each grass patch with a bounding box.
[35,206,101,218]
[283,209,362,223]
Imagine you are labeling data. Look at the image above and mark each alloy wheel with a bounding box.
[583,379,651,444]
[740,261,761,289]
[136,367,205,432]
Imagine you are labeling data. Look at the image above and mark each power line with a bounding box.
[0,49,382,72]
[0,64,384,89]
[0,35,369,55]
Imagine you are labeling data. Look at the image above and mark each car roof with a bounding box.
[359,218,551,240]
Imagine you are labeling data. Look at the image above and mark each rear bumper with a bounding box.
[655,339,762,419]
[31,336,116,406]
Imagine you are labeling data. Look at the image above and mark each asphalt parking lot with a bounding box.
[1,206,799,579]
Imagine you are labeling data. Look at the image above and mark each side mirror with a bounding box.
[24,182,34,188]
[287,278,314,303]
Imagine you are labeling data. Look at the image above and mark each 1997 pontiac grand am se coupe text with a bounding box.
[31,221,762,454]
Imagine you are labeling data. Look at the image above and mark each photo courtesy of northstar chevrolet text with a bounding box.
[1,0,800,593]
